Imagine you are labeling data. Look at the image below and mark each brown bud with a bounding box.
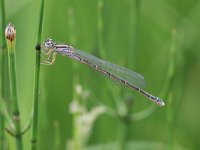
[5,23,16,42]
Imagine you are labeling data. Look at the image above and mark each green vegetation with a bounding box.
[0,0,200,150]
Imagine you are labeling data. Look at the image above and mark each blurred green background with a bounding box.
[1,0,200,150]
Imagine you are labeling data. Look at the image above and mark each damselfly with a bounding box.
[41,38,165,106]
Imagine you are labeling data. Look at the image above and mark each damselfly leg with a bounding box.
[41,49,57,65]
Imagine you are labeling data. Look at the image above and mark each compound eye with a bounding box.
[41,38,54,53]
[45,38,54,48]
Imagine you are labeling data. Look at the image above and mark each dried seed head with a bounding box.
[5,23,16,42]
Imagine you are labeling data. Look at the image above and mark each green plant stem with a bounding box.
[118,117,129,150]
[0,111,5,150]
[31,0,45,149]
[31,49,41,149]
[167,93,174,150]
[0,0,6,48]
[73,113,81,150]
[118,98,133,150]
[7,42,23,150]
[8,56,22,148]
[97,0,120,106]
[97,0,106,58]
[36,0,45,45]
[161,29,176,100]
[129,0,140,69]
[67,6,83,150]
[117,1,141,149]
[165,29,177,150]
[68,7,77,46]
[0,0,8,100]
[119,122,127,150]
[0,0,6,149]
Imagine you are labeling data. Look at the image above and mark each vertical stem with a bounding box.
[68,7,82,150]
[118,119,129,150]
[159,29,176,100]
[0,111,5,150]
[129,0,140,69]
[31,49,41,149]
[97,0,106,58]
[166,29,177,150]
[0,0,6,149]
[36,0,45,45]
[1,0,9,102]
[118,98,132,150]
[6,24,23,150]
[118,1,141,149]
[68,7,77,46]
[97,0,116,102]
[167,93,174,150]
[73,112,81,150]
[0,0,6,48]
[31,0,45,149]
[10,56,22,149]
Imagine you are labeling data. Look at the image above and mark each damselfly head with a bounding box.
[40,38,57,65]
[41,38,55,52]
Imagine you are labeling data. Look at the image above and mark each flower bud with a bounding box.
[5,23,16,42]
